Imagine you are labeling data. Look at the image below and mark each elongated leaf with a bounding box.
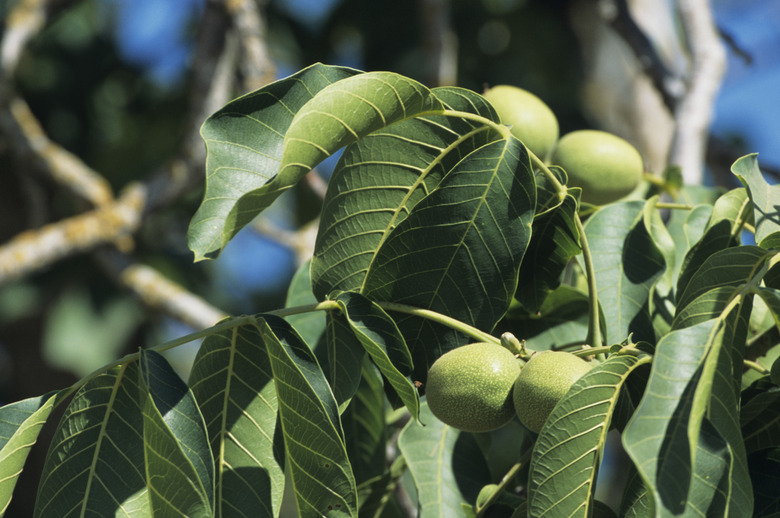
[619,466,654,518]
[324,310,366,413]
[740,378,780,454]
[311,86,501,300]
[332,292,419,418]
[343,363,388,485]
[582,200,665,344]
[363,136,536,374]
[623,317,753,516]
[398,403,490,518]
[259,315,357,517]
[674,246,769,320]
[515,193,580,313]
[527,354,650,517]
[188,318,284,518]
[733,154,780,247]
[749,447,780,517]
[0,392,60,515]
[139,350,213,517]
[35,364,149,517]
[189,63,361,259]
[676,188,750,299]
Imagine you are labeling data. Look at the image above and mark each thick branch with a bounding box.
[668,0,727,185]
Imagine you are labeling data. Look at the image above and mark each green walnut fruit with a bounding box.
[483,85,559,161]
[550,129,644,205]
[426,342,521,433]
[513,351,592,433]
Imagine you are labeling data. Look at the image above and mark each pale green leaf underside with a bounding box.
[398,403,490,518]
[732,154,780,247]
[528,354,649,518]
[0,392,59,515]
[188,320,284,518]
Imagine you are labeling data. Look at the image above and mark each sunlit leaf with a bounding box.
[188,318,284,518]
[732,154,780,247]
[398,403,490,518]
[0,392,60,515]
[582,200,665,344]
[311,86,501,300]
[259,315,357,517]
[189,63,361,260]
[332,292,419,418]
[623,316,753,516]
[363,136,536,375]
[34,364,149,517]
[527,354,650,517]
[139,350,213,517]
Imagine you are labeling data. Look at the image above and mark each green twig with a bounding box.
[743,359,769,375]
[377,301,500,345]
[475,448,532,517]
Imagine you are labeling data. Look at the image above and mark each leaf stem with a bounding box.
[743,359,769,375]
[654,202,695,210]
[377,301,500,345]
[475,448,532,517]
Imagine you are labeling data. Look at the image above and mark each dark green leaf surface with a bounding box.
[0,392,59,515]
[732,154,780,247]
[139,350,213,517]
[619,466,654,518]
[674,246,769,320]
[740,377,780,454]
[583,200,665,344]
[188,319,284,518]
[343,364,388,484]
[324,309,366,413]
[35,365,149,517]
[332,292,419,418]
[259,316,357,517]
[676,188,749,300]
[311,86,501,300]
[398,403,490,518]
[515,193,580,313]
[189,63,361,260]
[363,136,536,372]
[749,447,780,517]
[527,354,650,518]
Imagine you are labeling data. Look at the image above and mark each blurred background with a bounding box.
[0,0,778,513]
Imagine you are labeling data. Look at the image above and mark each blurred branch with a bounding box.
[420,0,457,87]
[1,0,72,76]
[668,0,727,185]
[224,0,276,92]
[606,0,685,113]
[94,249,228,329]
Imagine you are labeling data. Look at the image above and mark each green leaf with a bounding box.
[139,349,213,517]
[749,447,780,517]
[285,259,327,349]
[740,377,780,454]
[674,246,769,320]
[363,136,536,373]
[0,392,60,515]
[343,363,388,484]
[188,318,284,518]
[582,200,666,344]
[618,466,654,518]
[623,317,753,516]
[527,354,650,517]
[35,364,149,517]
[332,292,419,418]
[732,154,780,247]
[311,86,501,300]
[189,63,361,260]
[258,315,358,517]
[676,188,750,299]
[323,309,366,413]
[515,193,580,313]
[398,403,490,518]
